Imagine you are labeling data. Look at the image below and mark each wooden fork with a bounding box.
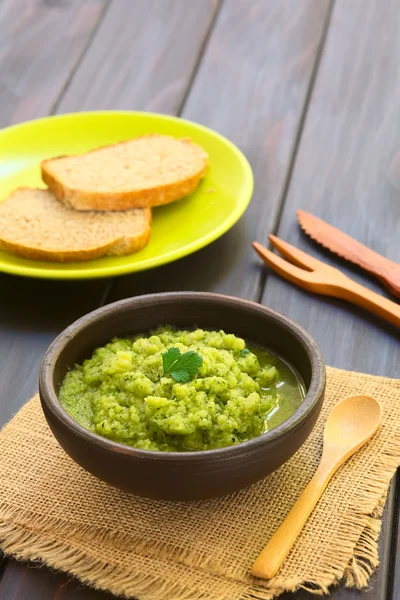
[253,236,400,328]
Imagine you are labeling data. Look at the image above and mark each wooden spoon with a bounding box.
[251,395,382,580]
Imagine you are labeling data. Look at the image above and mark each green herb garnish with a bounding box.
[240,348,250,357]
[162,347,203,383]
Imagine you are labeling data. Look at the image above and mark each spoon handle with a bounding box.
[251,461,335,580]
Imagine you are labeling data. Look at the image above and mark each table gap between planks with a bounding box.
[0,1,398,599]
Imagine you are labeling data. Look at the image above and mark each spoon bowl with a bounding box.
[323,394,382,456]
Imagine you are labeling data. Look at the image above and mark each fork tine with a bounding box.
[268,235,324,271]
[252,242,314,284]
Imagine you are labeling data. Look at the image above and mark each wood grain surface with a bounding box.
[260,1,400,598]
[0,0,224,596]
[392,471,400,600]
[0,0,108,432]
[0,0,107,127]
[261,0,400,373]
[0,0,220,428]
[0,560,114,599]
[111,0,331,302]
[55,0,220,115]
[0,0,399,599]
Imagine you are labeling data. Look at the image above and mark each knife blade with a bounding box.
[297,210,400,299]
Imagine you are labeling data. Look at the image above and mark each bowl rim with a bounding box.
[39,292,326,461]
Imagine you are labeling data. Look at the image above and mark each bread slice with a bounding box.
[0,188,151,262]
[41,134,208,211]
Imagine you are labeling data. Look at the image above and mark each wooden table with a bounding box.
[0,0,399,598]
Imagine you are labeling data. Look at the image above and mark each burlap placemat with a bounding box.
[0,366,399,600]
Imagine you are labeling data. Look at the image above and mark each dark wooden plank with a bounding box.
[0,0,221,426]
[0,0,107,127]
[55,0,220,115]
[260,0,400,371]
[0,561,114,599]
[0,3,112,582]
[390,470,400,600]
[260,1,400,598]
[110,0,331,302]
[0,1,224,598]
[0,276,111,427]
[0,0,333,597]
[0,0,110,426]
[0,0,109,426]
[0,563,115,599]
[0,561,60,599]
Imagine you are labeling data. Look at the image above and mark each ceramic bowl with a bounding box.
[39,292,325,500]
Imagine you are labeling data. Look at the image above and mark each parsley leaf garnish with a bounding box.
[162,347,203,383]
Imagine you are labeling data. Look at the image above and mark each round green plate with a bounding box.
[0,112,253,279]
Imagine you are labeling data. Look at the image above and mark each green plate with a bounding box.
[0,112,253,279]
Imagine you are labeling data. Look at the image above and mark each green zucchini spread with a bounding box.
[59,328,303,452]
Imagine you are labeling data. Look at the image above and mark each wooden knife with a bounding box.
[297,210,400,299]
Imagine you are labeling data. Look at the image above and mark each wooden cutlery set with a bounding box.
[253,210,400,328]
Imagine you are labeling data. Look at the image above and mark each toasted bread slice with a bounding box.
[41,134,208,211]
[0,188,151,262]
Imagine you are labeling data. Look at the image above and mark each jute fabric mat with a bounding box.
[0,367,399,599]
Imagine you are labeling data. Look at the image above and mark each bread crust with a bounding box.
[42,168,205,211]
[0,189,152,262]
[41,135,208,211]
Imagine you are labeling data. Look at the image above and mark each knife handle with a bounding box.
[297,210,400,299]
[337,244,400,299]
[375,268,400,299]
[350,246,400,298]
[333,278,400,328]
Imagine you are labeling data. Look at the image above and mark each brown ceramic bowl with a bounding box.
[39,292,325,501]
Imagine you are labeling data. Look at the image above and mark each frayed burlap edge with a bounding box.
[0,366,399,600]
[0,496,390,600]
[0,431,398,600]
